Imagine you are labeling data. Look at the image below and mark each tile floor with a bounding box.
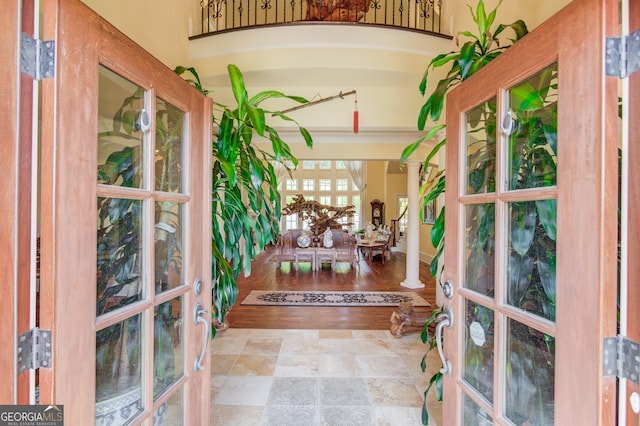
[210,328,442,425]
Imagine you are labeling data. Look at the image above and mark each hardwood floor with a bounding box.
[226,246,438,330]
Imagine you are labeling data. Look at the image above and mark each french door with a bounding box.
[441,0,624,424]
[32,0,212,424]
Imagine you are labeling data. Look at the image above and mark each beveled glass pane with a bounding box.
[98,66,144,188]
[507,63,558,190]
[155,201,183,293]
[463,393,493,425]
[464,203,495,297]
[463,299,494,402]
[95,315,143,424]
[154,297,183,397]
[507,200,557,321]
[97,197,143,316]
[155,98,185,193]
[156,388,183,425]
[505,318,555,425]
[465,98,497,195]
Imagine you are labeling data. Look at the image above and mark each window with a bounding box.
[279,160,361,232]
[319,179,331,191]
[336,195,348,207]
[286,179,298,191]
[285,215,298,230]
[398,196,408,236]
[351,195,361,230]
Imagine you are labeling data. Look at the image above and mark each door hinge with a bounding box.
[18,328,52,373]
[20,33,55,80]
[603,335,640,384]
[605,29,640,78]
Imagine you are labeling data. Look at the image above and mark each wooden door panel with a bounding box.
[39,0,211,424]
[443,0,619,424]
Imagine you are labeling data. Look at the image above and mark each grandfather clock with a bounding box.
[370,199,384,228]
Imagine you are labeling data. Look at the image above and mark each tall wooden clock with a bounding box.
[370,199,384,228]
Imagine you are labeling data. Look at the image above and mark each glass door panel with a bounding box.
[505,317,555,425]
[465,98,497,196]
[96,197,144,314]
[463,299,494,403]
[464,203,495,297]
[155,98,185,194]
[96,67,192,425]
[98,66,145,189]
[506,200,557,320]
[457,68,559,423]
[155,201,184,293]
[507,64,558,190]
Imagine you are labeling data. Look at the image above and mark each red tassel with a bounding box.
[353,110,359,134]
[353,95,359,133]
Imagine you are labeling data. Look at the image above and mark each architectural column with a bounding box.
[401,159,424,289]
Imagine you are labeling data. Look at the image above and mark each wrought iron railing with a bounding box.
[194,0,447,37]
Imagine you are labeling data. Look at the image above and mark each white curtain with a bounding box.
[346,160,367,230]
[272,160,289,187]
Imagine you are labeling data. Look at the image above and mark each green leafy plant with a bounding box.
[175,64,313,335]
[398,1,531,424]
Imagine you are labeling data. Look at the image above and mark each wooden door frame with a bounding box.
[443,0,619,424]
[624,0,639,422]
[38,0,212,423]
[0,0,21,404]
[0,0,38,405]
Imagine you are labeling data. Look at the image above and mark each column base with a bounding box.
[400,279,425,289]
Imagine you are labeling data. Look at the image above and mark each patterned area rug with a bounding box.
[241,290,431,307]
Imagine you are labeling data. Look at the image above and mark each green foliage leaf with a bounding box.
[510,202,537,256]
[430,206,445,250]
[535,199,557,241]
[400,125,445,162]
[227,64,248,108]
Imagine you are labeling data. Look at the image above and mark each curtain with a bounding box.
[272,160,289,187]
[346,161,367,230]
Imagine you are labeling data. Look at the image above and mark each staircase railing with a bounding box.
[193,0,449,38]
[390,205,407,247]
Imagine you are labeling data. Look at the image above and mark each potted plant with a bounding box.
[400,1,533,424]
[175,64,313,334]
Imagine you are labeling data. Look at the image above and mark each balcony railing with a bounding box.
[194,0,447,37]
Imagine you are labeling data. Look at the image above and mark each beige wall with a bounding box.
[81,0,191,68]
[385,173,405,228]
[364,162,387,226]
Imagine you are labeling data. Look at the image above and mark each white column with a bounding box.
[401,159,424,289]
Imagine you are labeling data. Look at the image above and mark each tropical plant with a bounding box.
[175,64,313,335]
[399,1,532,424]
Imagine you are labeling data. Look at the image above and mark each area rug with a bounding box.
[241,290,431,307]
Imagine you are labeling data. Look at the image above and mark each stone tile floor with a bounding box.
[209,328,442,425]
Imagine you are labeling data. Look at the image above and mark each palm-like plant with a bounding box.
[399,1,530,424]
[175,64,312,335]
